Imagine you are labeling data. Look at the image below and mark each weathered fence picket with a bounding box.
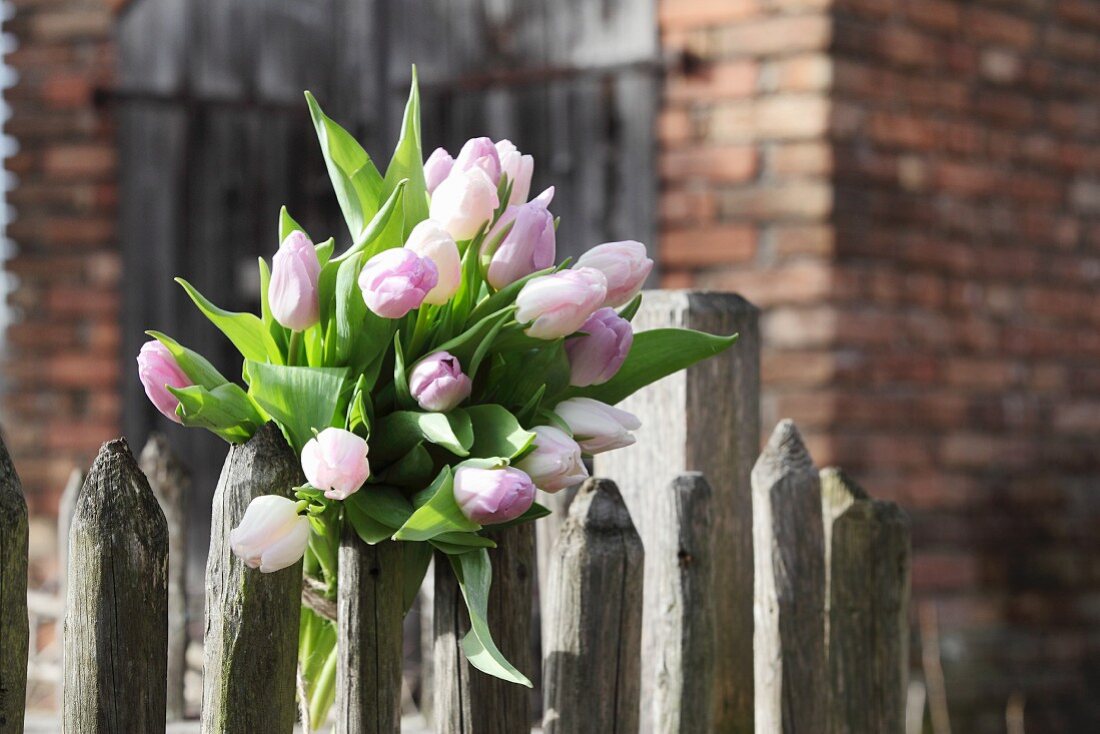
[140,433,190,721]
[595,290,760,733]
[542,478,644,734]
[434,524,536,734]
[0,434,27,734]
[62,439,168,732]
[202,423,303,733]
[752,420,827,733]
[823,469,911,734]
[653,473,715,734]
[335,534,404,734]
[55,467,82,604]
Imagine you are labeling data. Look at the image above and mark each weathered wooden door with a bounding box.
[116,0,657,595]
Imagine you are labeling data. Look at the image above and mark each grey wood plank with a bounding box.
[542,478,643,734]
[140,433,191,722]
[0,432,27,734]
[201,423,304,734]
[335,535,404,734]
[824,471,911,734]
[55,468,82,606]
[595,290,760,733]
[752,420,827,733]
[116,0,189,92]
[62,440,168,733]
[433,524,536,734]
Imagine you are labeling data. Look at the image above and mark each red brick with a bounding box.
[658,0,759,30]
[665,61,757,103]
[42,144,116,179]
[661,224,757,267]
[660,145,757,183]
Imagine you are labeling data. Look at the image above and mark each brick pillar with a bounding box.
[659,0,1100,730]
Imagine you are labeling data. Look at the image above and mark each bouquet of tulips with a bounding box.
[136,71,737,719]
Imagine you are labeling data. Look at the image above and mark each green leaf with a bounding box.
[466,265,554,327]
[315,237,335,268]
[345,500,394,544]
[257,259,290,355]
[168,383,265,443]
[376,443,434,487]
[278,206,305,241]
[381,68,429,238]
[346,485,415,530]
[464,404,535,460]
[566,328,739,405]
[431,306,515,371]
[451,550,532,687]
[487,501,552,531]
[429,539,484,555]
[333,180,407,264]
[393,467,481,542]
[403,541,435,613]
[175,278,280,364]
[434,531,497,549]
[618,293,642,322]
[374,410,474,461]
[305,91,384,238]
[146,331,228,390]
[244,361,348,451]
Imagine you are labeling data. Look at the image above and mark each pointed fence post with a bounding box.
[594,290,760,732]
[434,523,535,734]
[334,534,404,734]
[202,423,303,733]
[653,473,715,733]
[0,433,28,734]
[62,439,168,732]
[752,420,827,733]
[56,468,83,604]
[822,469,911,733]
[542,478,644,734]
[140,433,190,722]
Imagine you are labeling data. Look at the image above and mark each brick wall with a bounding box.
[660,0,1100,730]
[1,0,118,530]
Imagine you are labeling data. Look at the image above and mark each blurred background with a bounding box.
[2,0,1099,731]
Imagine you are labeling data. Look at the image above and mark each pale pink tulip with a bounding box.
[453,466,536,524]
[453,136,502,184]
[574,240,653,308]
[230,495,310,573]
[429,167,500,241]
[269,231,321,331]
[404,220,461,305]
[565,308,633,387]
[409,351,473,412]
[495,139,534,205]
[136,340,193,423]
[515,267,607,339]
[301,427,371,500]
[424,147,454,194]
[554,397,640,454]
[515,426,588,493]
[485,187,556,289]
[359,248,439,319]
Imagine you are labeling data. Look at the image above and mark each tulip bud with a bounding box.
[515,425,588,493]
[515,267,607,340]
[269,231,322,331]
[554,397,641,454]
[136,340,193,423]
[565,308,633,387]
[408,351,473,412]
[574,240,654,308]
[229,495,310,573]
[495,139,534,206]
[453,136,502,184]
[484,187,556,289]
[424,147,454,194]
[404,220,461,305]
[453,466,536,524]
[358,248,439,319]
[301,427,371,501]
[429,167,500,241]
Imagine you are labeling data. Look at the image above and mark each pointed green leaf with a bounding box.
[464,404,536,460]
[146,331,228,390]
[393,466,481,541]
[381,68,428,237]
[175,278,280,364]
[168,383,265,443]
[566,328,739,405]
[451,550,532,687]
[244,361,348,450]
[373,410,473,461]
[346,485,415,530]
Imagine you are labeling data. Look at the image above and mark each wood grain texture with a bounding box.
[0,432,27,734]
[140,433,191,722]
[434,524,535,734]
[594,290,760,733]
[542,478,643,734]
[825,471,911,734]
[335,534,404,734]
[201,423,303,734]
[62,439,168,733]
[653,473,715,734]
[752,420,826,734]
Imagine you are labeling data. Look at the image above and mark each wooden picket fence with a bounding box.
[0,292,912,733]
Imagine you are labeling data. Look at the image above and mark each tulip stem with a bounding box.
[407,305,432,359]
[288,330,303,366]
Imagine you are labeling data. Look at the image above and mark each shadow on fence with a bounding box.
[0,292,912,733]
